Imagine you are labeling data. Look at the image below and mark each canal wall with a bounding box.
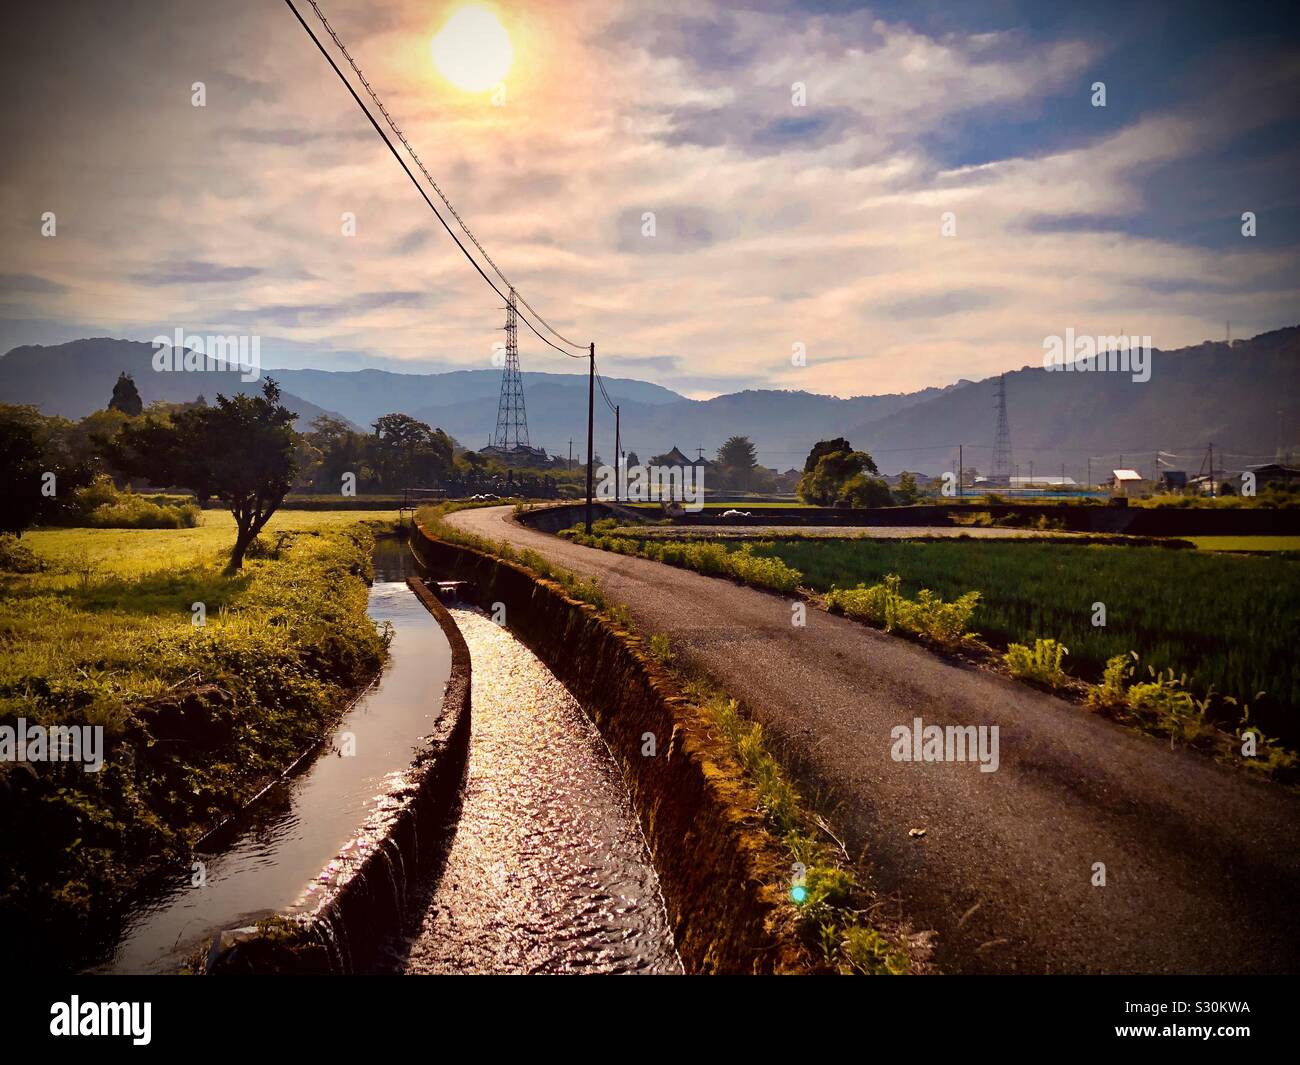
[411,522,808,974]
[205,577,472,974]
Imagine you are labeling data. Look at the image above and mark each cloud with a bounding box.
[884,288,1005,319]
[129,261,264,285]
[1,0,1296,401]
[0,273,68,295]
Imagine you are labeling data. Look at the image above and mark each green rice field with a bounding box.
[744,537,1298,739]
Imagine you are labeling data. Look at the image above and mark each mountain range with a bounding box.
[1,328,1296,478]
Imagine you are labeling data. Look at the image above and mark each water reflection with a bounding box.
[380,606,682,975]
[91,541,449,973]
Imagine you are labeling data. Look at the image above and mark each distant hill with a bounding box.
[268,366,685,431]
[844,327,1300,478]
[3,328,1296,476]
[0,338,349,429]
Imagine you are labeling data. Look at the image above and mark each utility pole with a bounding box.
[614,404,621,504]
[1087,457,1091,490]
[958,444,963,499]
[568,439,572,472]
[1208,442,1215,498]
[585,343,595,533]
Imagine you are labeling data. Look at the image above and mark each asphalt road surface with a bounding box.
[447,505,1300,974]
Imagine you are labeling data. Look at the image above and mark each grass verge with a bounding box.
[553,519,1298,779]
[0,516,391,970]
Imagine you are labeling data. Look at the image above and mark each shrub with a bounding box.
[71,475,201,529]
[1087,652,1137,710]
[1004,638,1069,686]
[841,925,911,976]
[648,633,674,664]
[826,574,978,644]
[87,497,201,529]
[907,587,982,643]
[0,534,44,573]
[572,529,804,594]
[1126,668,1198,726]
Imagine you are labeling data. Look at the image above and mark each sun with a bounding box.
[430,5,513,93]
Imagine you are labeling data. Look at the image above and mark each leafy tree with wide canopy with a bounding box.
[112,379,298,571]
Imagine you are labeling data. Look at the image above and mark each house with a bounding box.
[653,446,712,469]
[1157,470,1188,491]
[1240,463,1300,491]
[479,443,551,467]
[1110,469,1150,498]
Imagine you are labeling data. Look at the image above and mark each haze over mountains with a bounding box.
[1,329,1296,478]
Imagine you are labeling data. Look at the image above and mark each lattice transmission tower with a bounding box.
[991,373,1013,485]
[492,288,530,449]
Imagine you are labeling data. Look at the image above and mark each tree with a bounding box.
[372,413,452,489]
[797,446,882,505]
[717,435,758,470]
[0,406,50,535]
[307,414,369,492]
[113,379,298,572]
[716,435,760,492]
[803,437,855,475]
[0,405,96,533]
[108,372,143,417]
[894,471,921,505]
[624,451,640,467]
[841,473,893,507]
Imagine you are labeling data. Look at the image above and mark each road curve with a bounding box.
[447,505,1300,974]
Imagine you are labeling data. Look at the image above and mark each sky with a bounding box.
[1,0,1298,400]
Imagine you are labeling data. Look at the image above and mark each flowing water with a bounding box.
[378,604,682,975]
[89,537,680,974]
[90,539,450,973]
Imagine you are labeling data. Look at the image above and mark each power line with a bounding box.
[301,0,587,354]
[282,0,586,360]
[594,358,618,413]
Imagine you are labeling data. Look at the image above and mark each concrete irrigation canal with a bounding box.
[91,538,681,975]
[378,606,680,975]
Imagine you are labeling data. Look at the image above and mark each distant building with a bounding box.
[653,446,712,470]
[774,467,802,493]
[1110,469,1150,498]
[1241,463,1300,490]
[1010,475,1077,488]
[1157,470,1188,491]
[480,443,551,468]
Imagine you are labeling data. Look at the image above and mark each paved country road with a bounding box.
[447,506,1300,974]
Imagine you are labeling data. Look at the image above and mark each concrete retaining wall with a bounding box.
[206,577,472,974]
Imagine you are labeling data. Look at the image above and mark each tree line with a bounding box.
[0,373,564,571]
